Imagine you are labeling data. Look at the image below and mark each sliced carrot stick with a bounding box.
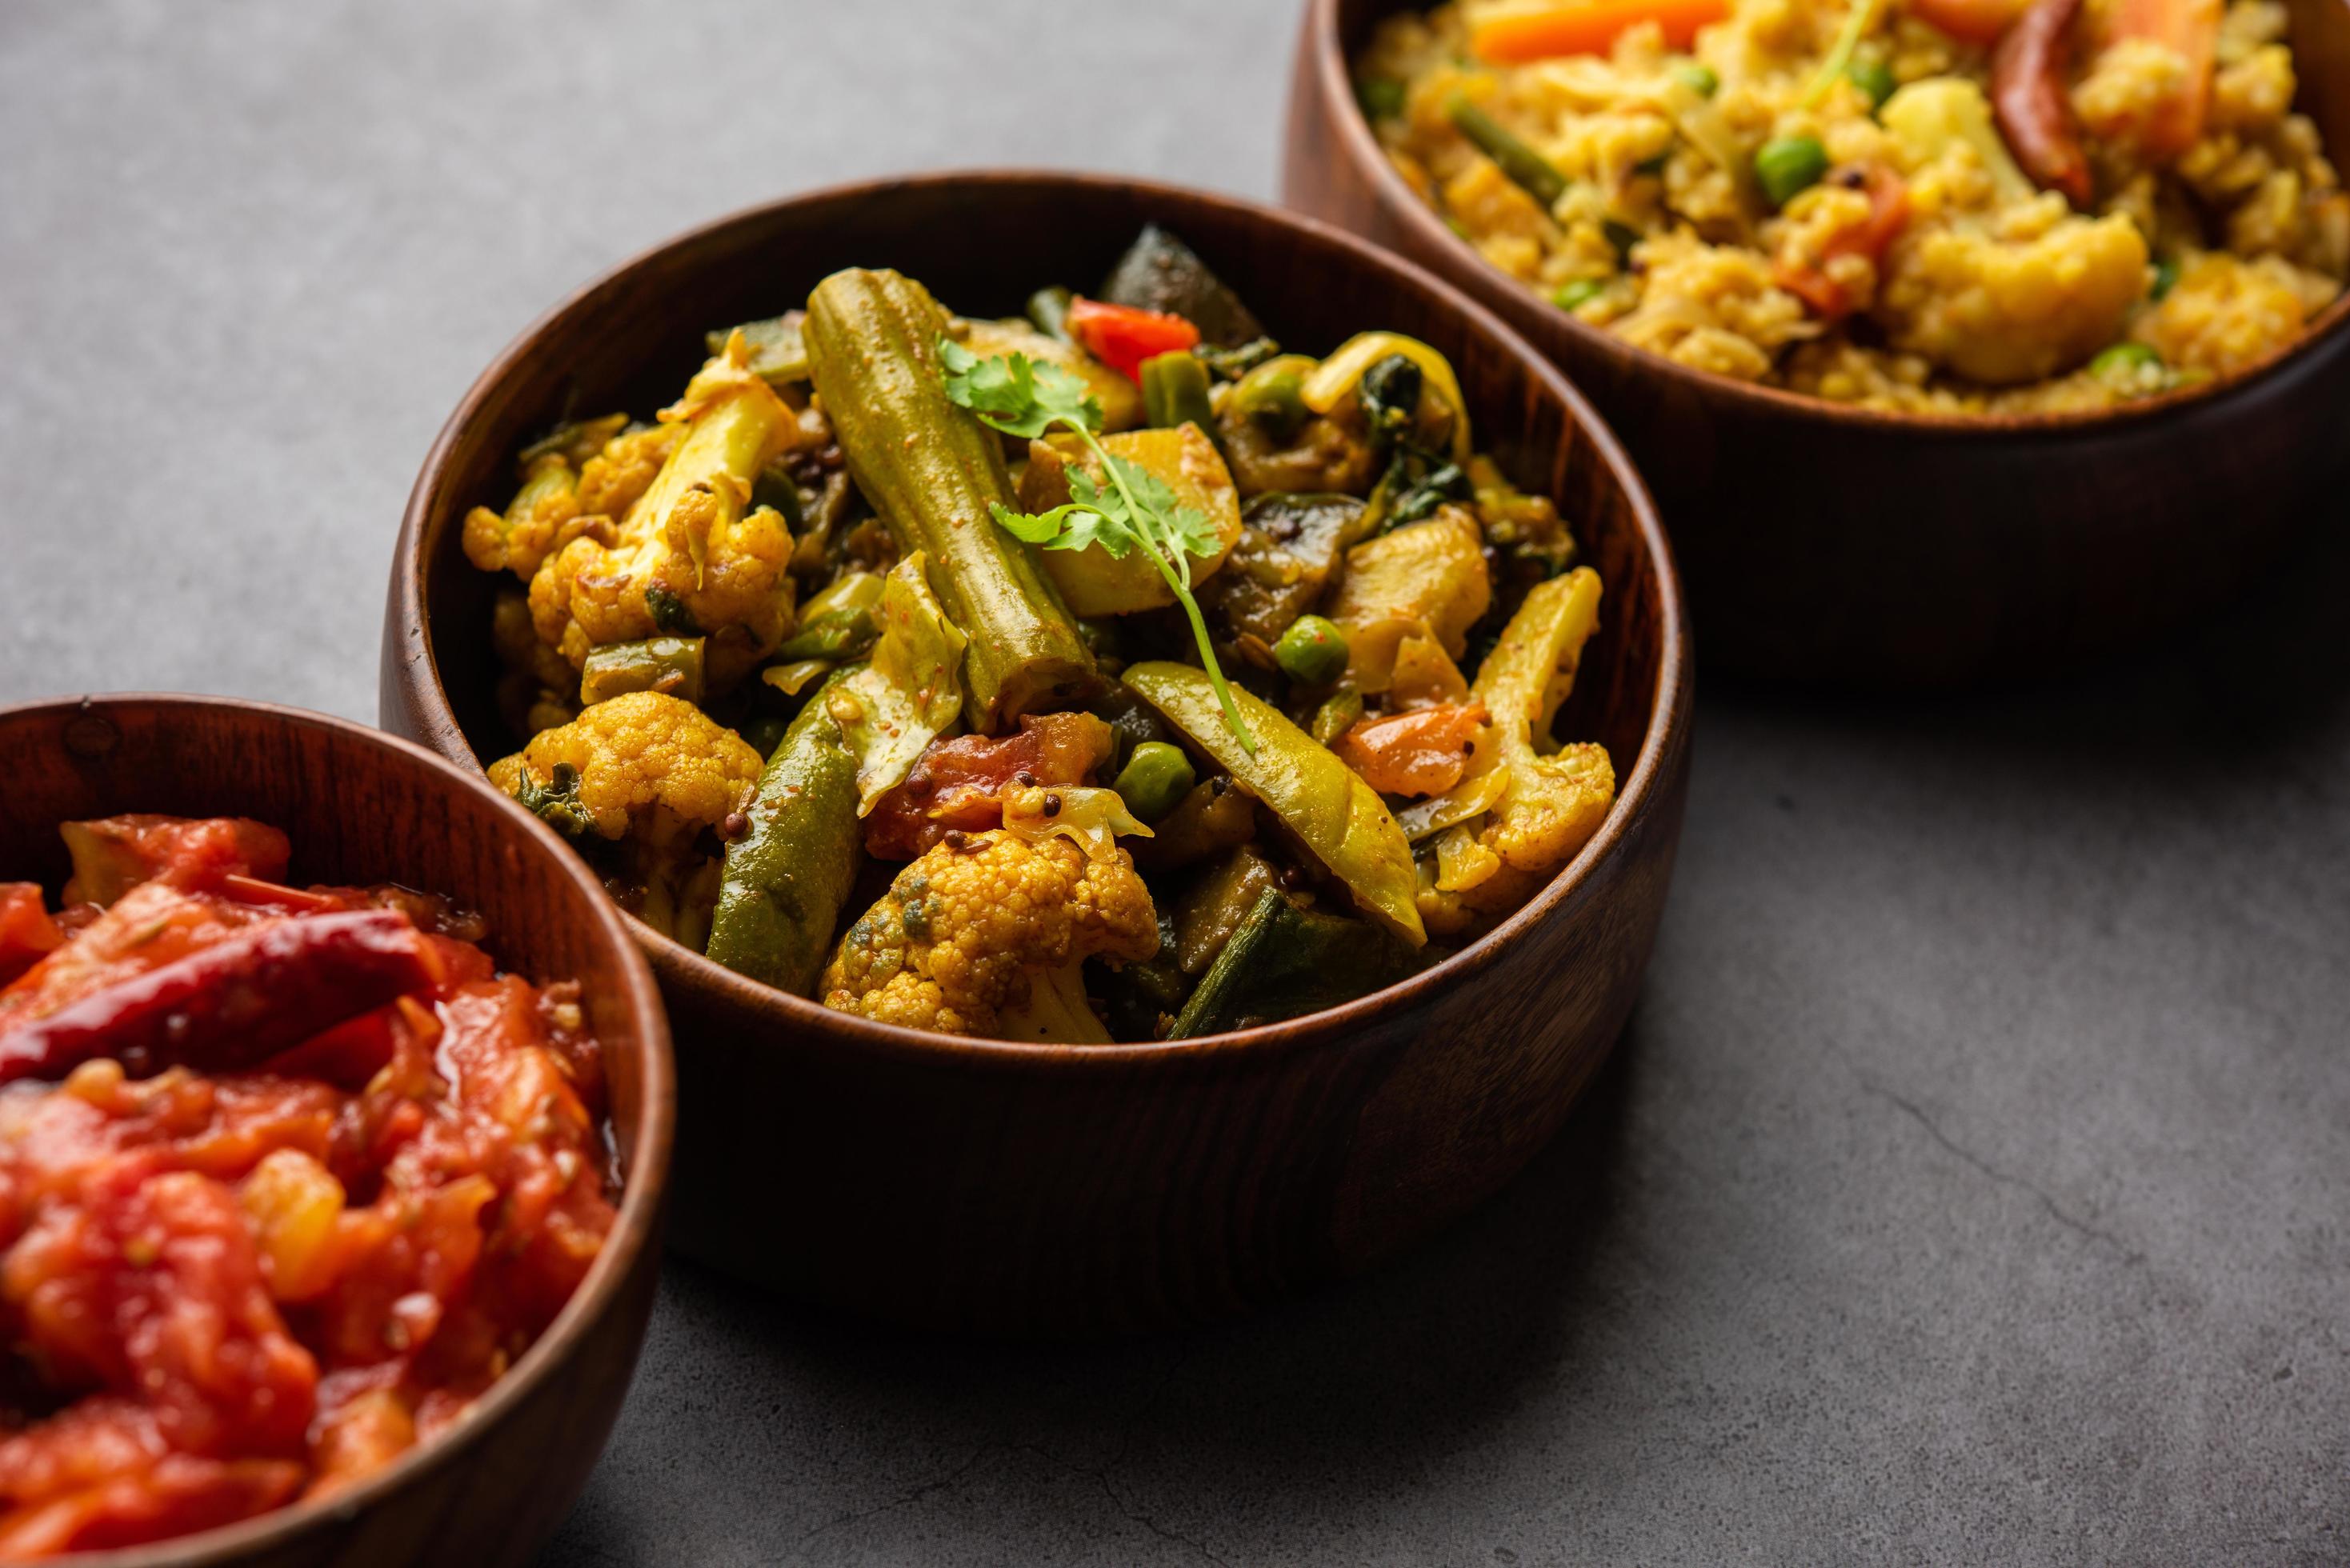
[1470,0,1731,61]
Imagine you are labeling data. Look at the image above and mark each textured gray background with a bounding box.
[4,2,2346,1563]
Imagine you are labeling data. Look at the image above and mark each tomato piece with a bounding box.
[1776,164,1912,320]
[1336,704,1491,798]
[1066,298,1201,383]
[0,1454,304,1557]
[863,713,1115,859]
[59,817,290,906]
[0,886,62,987]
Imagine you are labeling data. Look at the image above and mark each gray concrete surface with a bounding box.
[3,2,2344,1563]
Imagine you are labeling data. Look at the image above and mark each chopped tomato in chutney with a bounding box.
[0,817,617,1559]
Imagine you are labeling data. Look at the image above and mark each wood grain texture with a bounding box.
[1287,0,2350,687]
[382,172,1691,1334]
[0,695,673,1568]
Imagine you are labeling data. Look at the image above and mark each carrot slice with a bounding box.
[1470,0,1731,61]
[2108,0,2222,158]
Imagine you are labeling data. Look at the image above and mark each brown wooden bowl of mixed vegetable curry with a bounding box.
[382,172,1689,1334]
[0,694,671,1565]
[1288,0,2350,686]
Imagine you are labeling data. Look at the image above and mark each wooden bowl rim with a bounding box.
[392,166,1691,1070]
[1303,0,2350,438]
[0,692,676,1568]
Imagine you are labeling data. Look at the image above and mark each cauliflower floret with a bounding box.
[2134,250,2327,375]
[1876,205,2148,384]
[821,832,1160,1038]
[528,337,805,680]
[489,691,763,948]
[488,690,762,844]
[1416,569,1617,937]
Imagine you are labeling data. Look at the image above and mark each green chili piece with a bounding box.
[1140,350,1217,434]
[579,637,706,706]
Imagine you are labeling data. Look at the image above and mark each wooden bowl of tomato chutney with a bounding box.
[384,171,1691,1334]
[0,694,672,1567]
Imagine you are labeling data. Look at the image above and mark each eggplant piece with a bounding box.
[1099,225,1265,348]
[1199,493,1370,648]
[1167,888,1423,1038]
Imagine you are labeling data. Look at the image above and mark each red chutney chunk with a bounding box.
[0,818,617,1558]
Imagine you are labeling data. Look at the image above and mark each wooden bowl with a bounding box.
[382,171,1691,1334]
[0,694,673,1568]
[1287,0,2350,686]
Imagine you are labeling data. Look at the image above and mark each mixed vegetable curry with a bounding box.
[1358,0,2347,412]
[466,227,1618,1042]
[0,817,615,1556]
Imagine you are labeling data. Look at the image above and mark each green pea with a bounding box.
[1272,614,1351,686]
[1847,59,1897,110]
[1754,135,1830,208]
[1114,742,1196,825]
[1356,74,1407,121]
[1551,278,1607,312]
[2090,342,2164,377]
[1675,62,1719,98]
[2151,258,2180,302]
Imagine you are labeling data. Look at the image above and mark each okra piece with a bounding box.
[579,637,707,706]
[1141,350,1216,434]
[1167,888,1422,1039]
[1446,94,1568,209]
[705,672,864,995]
[803,268,1096,730]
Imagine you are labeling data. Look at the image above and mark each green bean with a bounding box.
[706,673,863,994]
[1272,615,1350,686]
[1141,350,1217,434]
[1754,135,1830,208]
[1114,742,1197,825]
[578,637,705,707]
[774,606,879,663]
[1447,94,1569,209]
[1311,689,1364,747]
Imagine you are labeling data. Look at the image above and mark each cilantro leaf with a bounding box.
[939,335,1257,754]
[939,335,1100,438]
